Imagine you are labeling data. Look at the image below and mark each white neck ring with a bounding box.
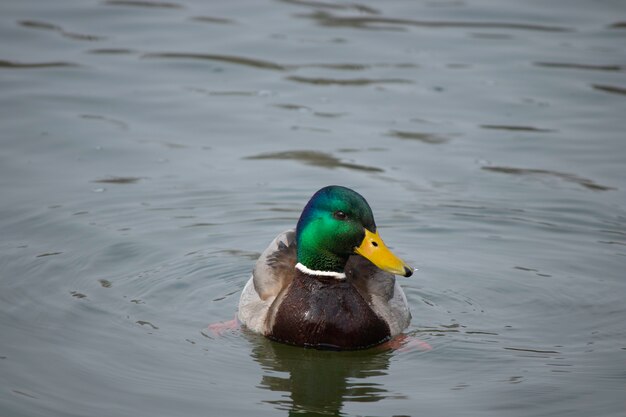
[295,263,346,280]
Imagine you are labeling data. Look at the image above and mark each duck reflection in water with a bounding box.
[246,331,404,416]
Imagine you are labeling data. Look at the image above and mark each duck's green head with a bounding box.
[296,185,413,277]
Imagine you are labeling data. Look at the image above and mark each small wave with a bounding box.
[482,166,615,191]
[480,125,555,133]
[592,84,626,96]
[286,75,412,85]
[245,150,383,172]
[0,59,78,69]
[535,62,624,72]
[300,11,572,32]
[18,19,104,41]
[387,130,450,144]
[103,0,183,8]
[143,53,288,71]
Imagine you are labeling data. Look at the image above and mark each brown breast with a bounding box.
[267,271,391,350]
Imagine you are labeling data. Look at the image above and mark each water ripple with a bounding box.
[534,62,625,72]
[279,0,380,14]
[18,20,104,41]
[0,59,78,69]
[480,124,555,133]
[93,177,143,184]
[80,114,129,130]
[88,48,136,55]
[592,84,626,96]
[286,75,413,85]
[504,346,560,355]
[245,150,384,172]
[273,103,348,118]
[103,0,183,8]
[300,11,573,32]
[298,62,417,70]
[143,52,416,74]
[189,16,236,25]
[482,166,616,191]
[609,21,626,29]
[387,130,450,144]
[143,53,289,71]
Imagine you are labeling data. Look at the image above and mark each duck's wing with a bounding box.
[253,229,297,300]
[345,255,412,337]
[238,229,297,334]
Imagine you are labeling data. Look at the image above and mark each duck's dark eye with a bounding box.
[333,210,348,220]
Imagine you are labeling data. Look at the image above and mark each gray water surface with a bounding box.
[1,0,625,416]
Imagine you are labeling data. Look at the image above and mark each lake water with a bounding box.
[1,0,625,416]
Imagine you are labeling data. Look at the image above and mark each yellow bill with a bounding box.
[355,229,413,277]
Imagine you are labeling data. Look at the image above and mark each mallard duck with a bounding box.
[238,185,414,350]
